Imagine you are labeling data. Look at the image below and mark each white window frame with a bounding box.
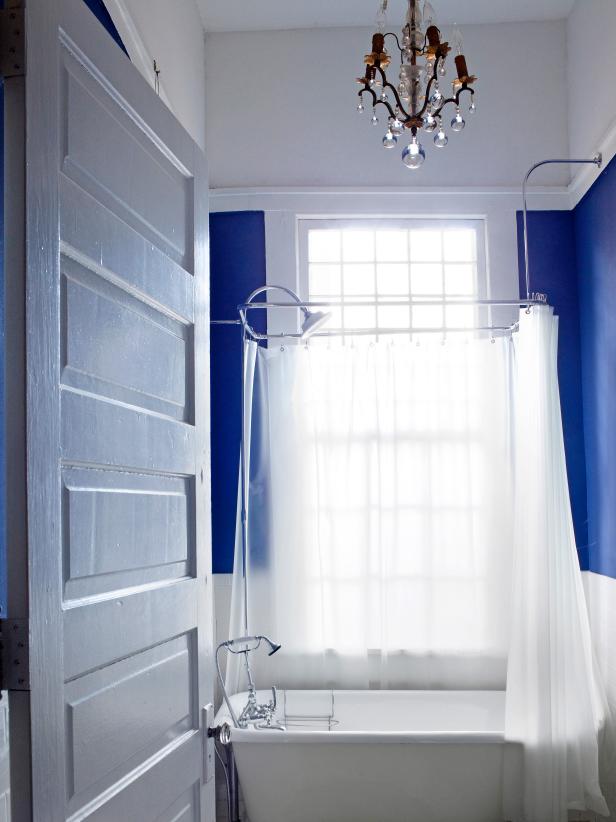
[297,216,488,337]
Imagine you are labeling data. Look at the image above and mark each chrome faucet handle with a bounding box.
[256,688,285,731]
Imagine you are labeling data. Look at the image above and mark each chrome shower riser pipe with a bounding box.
[522,154,602,301]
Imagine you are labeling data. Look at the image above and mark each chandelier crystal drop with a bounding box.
[356,0,477,169]
[383,130,398,148]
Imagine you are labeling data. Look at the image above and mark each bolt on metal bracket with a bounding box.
[0,5,25,79]
[0,619,30,691]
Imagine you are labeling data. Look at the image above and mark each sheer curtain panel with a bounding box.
[229,335,515,691]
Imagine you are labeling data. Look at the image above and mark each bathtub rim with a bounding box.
[216,688,508,745]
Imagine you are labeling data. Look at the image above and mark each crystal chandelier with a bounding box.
[356,0,477,169]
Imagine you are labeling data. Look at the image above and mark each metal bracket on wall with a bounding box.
[0,619,30,691]
[0,3,24,78]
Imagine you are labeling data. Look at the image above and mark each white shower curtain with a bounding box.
[229,333,515,690]
[226,307,610,820]
[504,306,610,821]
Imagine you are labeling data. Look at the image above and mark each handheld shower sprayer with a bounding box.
[216,635,282,729]
[223,635,281,657]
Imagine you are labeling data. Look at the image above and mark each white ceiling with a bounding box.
[198,0,576,33]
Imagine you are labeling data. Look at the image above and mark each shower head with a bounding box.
[258,636,282,656]
[240,285,331,341]
[261,635,282,656]
[300,309,331,339]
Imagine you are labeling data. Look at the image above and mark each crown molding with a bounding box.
[209,186,571,216]
[568,117,616,209]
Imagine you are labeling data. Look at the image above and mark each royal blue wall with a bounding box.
[575,158,616,579]
[80,0,127,55]
[210,212,267,574]
[516,211,589,567]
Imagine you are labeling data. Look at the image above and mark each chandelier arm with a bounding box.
[359,86,378,107]
[416,61,441,120]
[359,86,397,121]
[374,98,397,119]
[432,85,473,119]
[383,31,404,56]
[375,66,410,120]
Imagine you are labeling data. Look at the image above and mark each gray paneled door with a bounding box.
[17,0,214,819]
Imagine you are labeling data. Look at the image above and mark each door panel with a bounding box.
[23,1,213,819]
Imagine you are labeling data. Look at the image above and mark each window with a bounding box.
[298,219,487,340]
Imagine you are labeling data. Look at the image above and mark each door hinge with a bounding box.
[0,619,30,692]
[0,5,24,79]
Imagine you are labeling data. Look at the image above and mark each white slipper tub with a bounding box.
[215,689,521,822]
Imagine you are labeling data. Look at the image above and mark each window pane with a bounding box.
[411,263,443,295]
[378,304,410,329]
[410,230,442,262]
[376,230,408,262]
[343,263,375,296]
[342,230,374,262]
[345,304,376,329]
[305,221,481,338]
[444,263,475,295]
[412,305,443,329]
[309,264,342,296]
[327,305,343,329]
[309,229,341,263]
[445,305,476,328]
[377,263,409,295]
[443,229,475,262]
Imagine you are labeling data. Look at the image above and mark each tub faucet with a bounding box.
[239,684,278,727]
[215,635,282,729]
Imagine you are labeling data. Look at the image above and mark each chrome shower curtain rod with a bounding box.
[522,154,602,300]
[211,297,543,340]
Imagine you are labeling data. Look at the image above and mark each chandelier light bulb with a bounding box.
[375,0,388,32]
[434,125,448,147]
[383,130,398,149]
[402,136,426,169]
[423,1,437,28]
[451,108,466,132]
[451,23,464,55]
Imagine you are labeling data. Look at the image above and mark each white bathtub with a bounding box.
[216,689,521,822]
